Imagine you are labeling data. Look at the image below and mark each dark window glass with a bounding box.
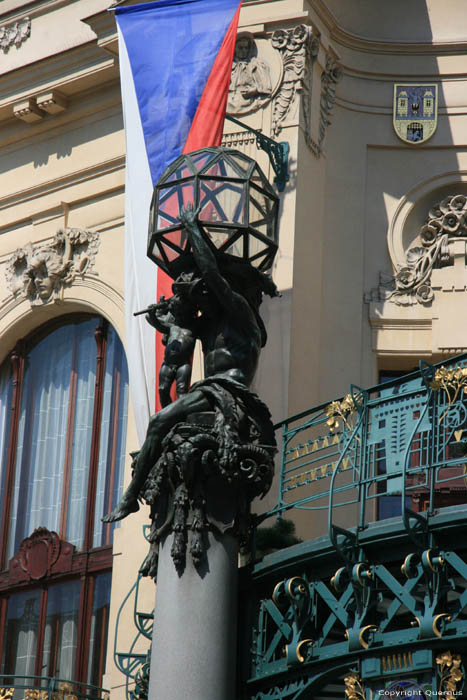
[2,590,41,678]
[0,316,129,690]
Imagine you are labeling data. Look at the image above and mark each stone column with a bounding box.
[141,411,274,700]
[149,531,238,700]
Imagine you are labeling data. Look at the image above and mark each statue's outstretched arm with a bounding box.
[181,205,245,317]
[146,302,173,334]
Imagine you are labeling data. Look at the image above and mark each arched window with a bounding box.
[0,315,129,694]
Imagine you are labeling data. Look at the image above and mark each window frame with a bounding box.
[0,314,128,689]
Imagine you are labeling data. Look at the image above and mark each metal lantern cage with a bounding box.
[147,147,279,278]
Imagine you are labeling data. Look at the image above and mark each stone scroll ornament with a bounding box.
[271,25,320,139]
[310,52,343,156]
[5,227,99,305]
[380,195,467,305]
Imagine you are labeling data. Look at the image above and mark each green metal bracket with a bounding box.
[225,115,289,192]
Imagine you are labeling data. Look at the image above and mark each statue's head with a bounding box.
[26,248,65,300]
[235,36,253,61]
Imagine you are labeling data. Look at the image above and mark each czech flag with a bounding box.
[114,0,242,442]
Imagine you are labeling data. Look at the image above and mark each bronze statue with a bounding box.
[145,286,197,407]
[104,204,278,526]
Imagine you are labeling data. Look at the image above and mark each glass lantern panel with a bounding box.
[204,157,242,179]
[248,233,271,260]
[228,152,252,174]
[250,251,271,269]
[223,232,246,259]
[250,166,271,193]
[249,187,268,218]
[199,180,246,225]
[165,229,187,251]
[159,229,185,262]
[150,241,166,265]
[163,160,195,183]
[157,183,195,230]
[250,221,269,239]
[202,226,233,250]
[190,151,218,172]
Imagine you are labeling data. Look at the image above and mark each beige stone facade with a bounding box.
[2,0,467,696]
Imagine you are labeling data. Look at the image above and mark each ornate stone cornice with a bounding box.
[311,0,467,57]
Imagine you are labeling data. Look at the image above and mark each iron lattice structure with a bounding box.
[147,147,278,277]
[116,355,467,699]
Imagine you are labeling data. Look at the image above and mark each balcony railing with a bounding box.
[0,677,108,700]
[263,353,467,542]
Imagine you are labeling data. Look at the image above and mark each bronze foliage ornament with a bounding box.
[344,672,366,700]
[436,650,464,697]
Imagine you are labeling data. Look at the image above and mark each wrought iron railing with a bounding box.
[0,677,107,700]
[242,510,467,699]
[262,354,467,542]
[113,527,153,700]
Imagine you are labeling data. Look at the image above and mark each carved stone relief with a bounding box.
[368,195,467,305]
[227,33,275,114]
[271,24,320,139]
[0,17,31,52]
[307,52,343,156]
[5,227,99,305]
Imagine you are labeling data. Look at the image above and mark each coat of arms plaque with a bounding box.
[393,84,438,144]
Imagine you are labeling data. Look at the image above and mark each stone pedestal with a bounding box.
[148,531,238,700]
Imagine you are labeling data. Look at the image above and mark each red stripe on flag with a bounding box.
[183,2,241,153]
[155,2,241,411]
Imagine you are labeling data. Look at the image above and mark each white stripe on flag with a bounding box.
[118,25,157,444]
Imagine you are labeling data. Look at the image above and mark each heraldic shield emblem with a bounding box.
[393,84,438,144]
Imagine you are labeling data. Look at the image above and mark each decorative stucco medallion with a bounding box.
[0,17,31,52]
[5,227,99,305]
[369,194,467,306]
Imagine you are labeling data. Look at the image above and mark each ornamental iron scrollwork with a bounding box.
[272,576,313,666]
[248,546,467,689]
